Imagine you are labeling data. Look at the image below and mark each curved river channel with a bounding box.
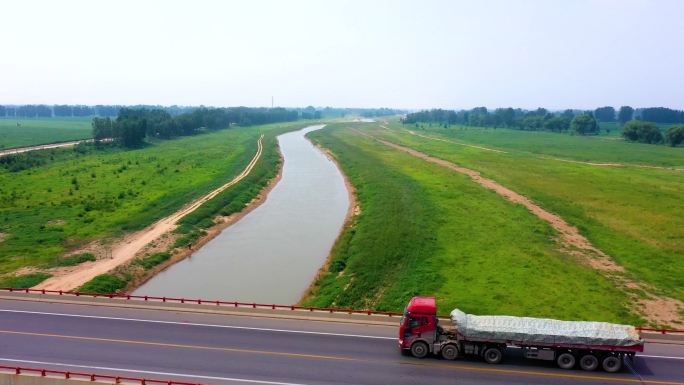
[133,125,350,303]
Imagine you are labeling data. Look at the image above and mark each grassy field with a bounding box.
[0,117,93,149]
[0,122,306,280]
[408,124,684,166]
[369,121,684,306]
[303,123,639,323]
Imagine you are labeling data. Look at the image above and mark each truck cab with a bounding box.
[399,296,446,358]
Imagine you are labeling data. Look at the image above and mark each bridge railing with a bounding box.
[2,287,683,335]
[0,287,402,317]
[0,365,207,385]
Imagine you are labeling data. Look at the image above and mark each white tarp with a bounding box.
[450,309,642,347]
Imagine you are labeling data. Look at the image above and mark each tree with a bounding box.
[561,109,576,120]
[640,107,684,123]
[622,120,663,144]
[571,114,598,135]
[665,125,684,147]
[92,117,113,140]
[594,107,616,122]
[617,106,634,125]
[543,116,571,132]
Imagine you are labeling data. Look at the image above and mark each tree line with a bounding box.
[92,107,299,148]
[403,106,684,146]
[403,107,600,135]
[0,104,201,118]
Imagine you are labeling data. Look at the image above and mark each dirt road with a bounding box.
[0,138,109,157]
[33,135,265,291]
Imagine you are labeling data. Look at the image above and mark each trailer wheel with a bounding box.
[602,356,622,373]
[410,341,429,359]
[441,344,459,360]
[557,352,576,369]
[579,354,599,371]
[483,347,503,364]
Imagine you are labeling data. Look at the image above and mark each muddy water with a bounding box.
[133,125,350,303]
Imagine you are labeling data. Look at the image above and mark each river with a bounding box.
[133,125,350,303]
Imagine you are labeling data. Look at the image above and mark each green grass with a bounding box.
[0,117,93,149]
[78,273,128,293]
[370,121,684,304]
[0,121,307,275]
[0,272,52,288]
[303,124,638,323]
[133,252,171,270]
[409,124,684,166]
[47,253,96,267]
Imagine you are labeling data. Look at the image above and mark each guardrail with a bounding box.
[0,365,207,385]
[2,287,683,334]
[0,287,403,317]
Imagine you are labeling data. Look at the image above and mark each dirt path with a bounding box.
[406,130,507,153]
[33,135,265,291]
[352,128,683,326]
[0,138,113,157]
[540,156,684,171]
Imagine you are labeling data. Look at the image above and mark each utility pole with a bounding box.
[271,96,274,108]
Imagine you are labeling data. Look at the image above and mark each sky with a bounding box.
[1,0,682,110]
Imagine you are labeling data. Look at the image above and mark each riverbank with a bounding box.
[123,144,285,293]
[32,134,266,291]
[301,123,644,324]
[299,133,359,304]
[132,124,350,303]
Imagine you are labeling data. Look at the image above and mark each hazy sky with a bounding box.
[2,0,682,109]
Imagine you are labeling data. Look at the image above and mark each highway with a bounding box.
[0,297,682,385]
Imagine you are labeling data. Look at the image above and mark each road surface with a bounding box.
[0,297,682,385]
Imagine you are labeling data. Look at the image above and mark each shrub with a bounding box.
[622,121,663,144]
[49,253,96,267]
[78,274,128,293]
[133,252,171,269]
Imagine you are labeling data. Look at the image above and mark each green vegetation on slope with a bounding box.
[0,122,306,276]
[74,123,303,293]
[372,121,684,303]
[0,117,93,149]
[78,273,128,293]
[304,123,637,323]
[0,273,52,288]
[133,252,171,270]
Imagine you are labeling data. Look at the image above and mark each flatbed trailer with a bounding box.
[399,297,644,372]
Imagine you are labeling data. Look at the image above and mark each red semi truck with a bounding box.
[399,297,644,372]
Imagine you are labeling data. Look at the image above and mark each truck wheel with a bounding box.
[557,352,576,369]
[602,356,622,373]
[410,341,429,359]
[579,354,599,371]
[483,347,503,364]
[441,344,459,360]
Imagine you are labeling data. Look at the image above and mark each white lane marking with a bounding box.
[639,354,684,360]
[0,309,395,340]
[0,358,309,385]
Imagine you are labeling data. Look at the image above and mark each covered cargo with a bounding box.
[450,308,642,347]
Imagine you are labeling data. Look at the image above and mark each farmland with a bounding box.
[303,123,639,323]
[0,117,93,149]
[0,121,306,283]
